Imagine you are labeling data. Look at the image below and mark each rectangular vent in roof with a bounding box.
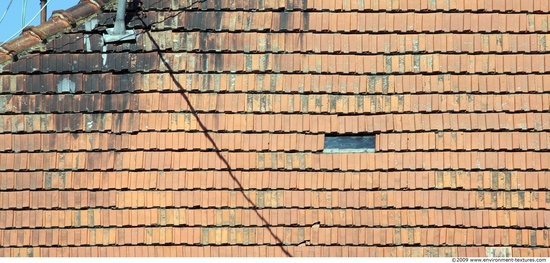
[323,134,375,153]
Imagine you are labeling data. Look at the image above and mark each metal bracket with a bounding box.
[103,28,136,43]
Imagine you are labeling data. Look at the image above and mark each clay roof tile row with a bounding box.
[1,170,548,191]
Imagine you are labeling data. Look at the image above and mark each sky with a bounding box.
[0,0,79,43]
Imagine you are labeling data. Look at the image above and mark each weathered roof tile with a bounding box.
[1,0,550,257]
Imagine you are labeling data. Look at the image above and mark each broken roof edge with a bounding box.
[0,0,117,67]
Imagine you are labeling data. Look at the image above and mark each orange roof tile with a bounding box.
[1,0,550,258]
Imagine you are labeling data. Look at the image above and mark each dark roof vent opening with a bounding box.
[323,134,375,153]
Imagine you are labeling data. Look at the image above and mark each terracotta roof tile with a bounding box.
[1,0,550,257]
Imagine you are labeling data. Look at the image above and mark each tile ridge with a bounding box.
[0,0,114,66]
